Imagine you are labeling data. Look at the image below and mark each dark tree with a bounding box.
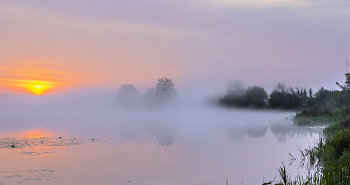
[221,80,247,107]
[268,82,286,108]
[143,78,177,108]
[245,86,268,107]
[284,87,308,109]
[225,80,246,99]
[336,60,350,92]
[336,61,350,106]
[155,77,177,100]
[144,87,157,100]
[315,87,331,106]
[116,84,138,109]
[307,88,315,108]
[143,87,157,108]
[314,87,339,108]
[284,87,302,109]
[269,83,310,109]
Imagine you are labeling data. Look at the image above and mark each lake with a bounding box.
[0,96,322,185]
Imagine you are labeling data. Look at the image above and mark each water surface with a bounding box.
[0,96,322,185]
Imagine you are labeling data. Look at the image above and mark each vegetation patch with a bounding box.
[264,62,350,185]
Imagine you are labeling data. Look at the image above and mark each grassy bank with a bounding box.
[294,108,342,126]
[267,106,350,185]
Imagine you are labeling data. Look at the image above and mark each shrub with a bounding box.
[245,86,268,107]
[329,128,350,158]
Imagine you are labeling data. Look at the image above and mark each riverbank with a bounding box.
[271,106,350,185]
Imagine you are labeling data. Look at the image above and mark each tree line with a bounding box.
[116,77,341,111]
[208,80,340,110]
[116,77,177,110]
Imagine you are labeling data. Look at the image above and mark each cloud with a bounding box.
[0,0,349,94]
[0,4,192,91]
[0,5,191,38]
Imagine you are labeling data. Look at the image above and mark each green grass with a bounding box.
[293,108,342,126]
[268,107,350,185]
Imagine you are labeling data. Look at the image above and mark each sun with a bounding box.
[15,80,57,95]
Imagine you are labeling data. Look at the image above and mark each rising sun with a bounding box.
[15,80,57,95]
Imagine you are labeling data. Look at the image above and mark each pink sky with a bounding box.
[1,0,349,95]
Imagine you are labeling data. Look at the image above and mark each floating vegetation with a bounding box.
[0,136,108,150]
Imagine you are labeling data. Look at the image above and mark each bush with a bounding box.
[329,128,350,158]
[245,86,268,107]
[116,84,138,109]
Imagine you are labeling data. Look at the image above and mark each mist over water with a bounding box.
[0,92,309,140]
[0,91,322,185]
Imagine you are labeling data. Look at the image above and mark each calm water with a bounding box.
[0,95,322,185]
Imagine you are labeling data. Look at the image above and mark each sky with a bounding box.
[1,0,349,96]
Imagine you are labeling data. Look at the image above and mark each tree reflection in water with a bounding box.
[246,124,269,138]
[269,121,323,143]
[117,117,140,139]
[145,118,176,147]
[116,116,323,146]
[226,120,323,143]
[226,126,246,142]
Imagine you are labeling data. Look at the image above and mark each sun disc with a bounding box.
[14,80,57,95]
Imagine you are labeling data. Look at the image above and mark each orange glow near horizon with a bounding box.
[14,80,58,95]
[24,129,53,138]
[0,129,56,139]
[0,59,183,95]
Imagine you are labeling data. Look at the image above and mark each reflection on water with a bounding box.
[117,116,178,146]
[226,124,269,141]
[225,121,323,143]
[226,126,246,142]
[270,122,323,143]
[145,119,176,147]
[246,124,269,138]
[0,121,323,149]
[0,110,324,185]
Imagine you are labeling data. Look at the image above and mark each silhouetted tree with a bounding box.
[143,87,157,108]
[144,87,157,100]
[221,80,247,106]
[116,84,138,109]
[245,86,268,107]
[296,87,308,107]
[143,78,177,108]
[336,60,350,92]
[314,87,339,108]
[155,77,177,100]
[284,87,308,109]
[268,82,286,108]
[336,61,350,106]
[315,87,331,107]
[307,88,315,108]
[225,80,246,99]
[269,83,310,110]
